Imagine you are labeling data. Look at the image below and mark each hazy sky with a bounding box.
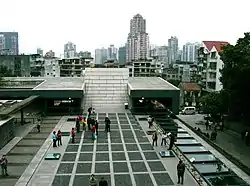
[1,0,250,56]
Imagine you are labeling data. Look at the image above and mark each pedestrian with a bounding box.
[91,124,96,140]
[37,118,41,133]
[57,130,62,146]
[76,118,80,133]
[177,160,185,184]
[147,115,153,128]
[52,131,57,147]
[88,107,92,118]
[99,177,108,186]
[105,117,111,132]
[161,132,167,146]
[205,120,209,130]
[168,133,175,150]
[87,117,92,131]
[71,128,75,143]
[0,155,9,176]
[95,119,99,136]
[82,117,87,131]
[152,132,158,146]
[89,174,97,186]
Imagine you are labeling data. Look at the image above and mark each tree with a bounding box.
[0,65,13,87]
[200,91,226,118]
[220,32,250,121]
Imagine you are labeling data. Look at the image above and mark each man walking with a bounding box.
[177,160,185,184]
[99,177,108,186]
[71,128,75,143]
[161,132,167,146]
[76,117,80,133]
[52,131,57,147]
[0,155,9,176]
[95,119,99,135]
[105,117,111,132]
[152,132,158,146]
[168,133,175,150]
[37,118,41,133]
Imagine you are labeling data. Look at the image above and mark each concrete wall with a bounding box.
[0,117,15,150]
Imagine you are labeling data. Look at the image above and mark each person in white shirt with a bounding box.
[161,132,167,146]
[147,116,153,128]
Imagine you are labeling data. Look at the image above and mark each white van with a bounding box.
[182,107,196,115]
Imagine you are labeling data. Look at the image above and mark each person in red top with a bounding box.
[91,125,96,140]
[78,114,83,121]
[71,128,75,143]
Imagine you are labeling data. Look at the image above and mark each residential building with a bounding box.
[44,50,55,58]
[0,32,19,55]
[126,14,149,63]
[118,46,126,65]
[107,44,117,60]
[78,51,91,58]
[168,36,178,64]
[64,42,76,58]
[164,68,180,81]
[95,48,108,65]
[0,55,30,76]
[58,57,93,77]
[37,48,43,56]
[150,46,168,66]
[178,82,201,107]
[182,42,200,62]
[130,58,163,77]
[197,41,228,91]
[44,58,60,77]
[30,54,45,77]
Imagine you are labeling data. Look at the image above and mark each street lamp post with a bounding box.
[69,98,71,115]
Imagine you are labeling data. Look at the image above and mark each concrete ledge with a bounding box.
[176,116,250,176]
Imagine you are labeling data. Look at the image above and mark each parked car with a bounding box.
[181,107,196,115]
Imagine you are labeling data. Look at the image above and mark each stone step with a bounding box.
[87,90,127,94]
[85,80,128,84]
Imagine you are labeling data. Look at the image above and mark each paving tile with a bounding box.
[131,162,147,172]
[120,125,131,129]
[114,174,133,186]
[128,152,143,160]
[73,175,89,186]
[109,125,119,129]
[62,153,77,161]
[76,163,92,173]
[7,165,26,176]
[112,152,126,161]
[119,120,129,124]
[17,139,45,146]
[66,145,79,152]
[78,153,93,161]
[144,152,159,160]
[140,143,154,151]
[110,131,121,138]
[95,163,110,173]
[56,163,74,174]
[122,131,134,138]
[110,137,122,143]
[111,144,124,151]
[97,138,109,143]
[82,138,93,143]
[96,153,109,161]
[7,155,33,164]
[96,144,109,151]
[113,162,129,173]
[126,144,139,151]
[9,147,39,154]
[52,175,71,186]
[134,174,154,186]
[137,137,150,143]
[132,125,142,130]
[81,145,94,152]
[124,138,136,143]
[148,161,166,171]
[153,173,174,185]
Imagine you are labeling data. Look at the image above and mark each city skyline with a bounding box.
[1,0,250,56]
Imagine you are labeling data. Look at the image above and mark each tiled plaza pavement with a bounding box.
[18,113,177,186]
[52,113,174,186]
[0,116,62,186]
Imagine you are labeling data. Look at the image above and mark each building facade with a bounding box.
[197,41,228,91]
[118,46,126,65]
[95,48,108,65]
[59,57,93,77]
[168,36,178,64]
[107,44,117,61]
[150,46,168,67]
[0,32,19,55]
[44,58,60,77]
[78,51,91,58]
[126,14,149,63]
[37,48,43,56]
[64,42,76,58]
[0,55,30,76]
[182,42,200,63]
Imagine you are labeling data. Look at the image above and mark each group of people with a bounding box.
[89,174,108,186]
[51,130,62,147]
[152,131,175,150]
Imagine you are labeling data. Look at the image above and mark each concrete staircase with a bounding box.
[84,68,129,110]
